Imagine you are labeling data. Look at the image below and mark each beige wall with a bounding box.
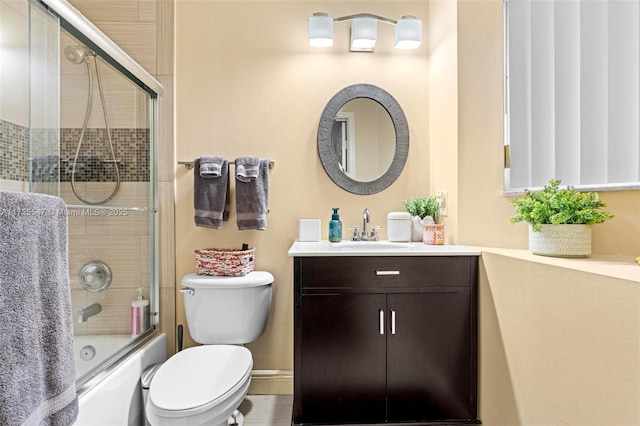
[428,0,459,242]
[175,0,430,388]
[480,251,640,425]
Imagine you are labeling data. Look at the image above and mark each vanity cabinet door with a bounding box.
[386,292,473,422]
[299,294,387,424]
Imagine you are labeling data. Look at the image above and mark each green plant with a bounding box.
[510,179,614,232]
[403,196,440,220]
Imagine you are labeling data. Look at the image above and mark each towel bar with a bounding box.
[178,160,274,170]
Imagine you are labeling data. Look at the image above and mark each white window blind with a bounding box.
[505,0,640,192]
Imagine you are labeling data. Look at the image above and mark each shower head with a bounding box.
[64,45,94,64]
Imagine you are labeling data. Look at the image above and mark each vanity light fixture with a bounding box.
[395,16,422,49]
[350,17,378,51]
[308,12,422,52]
[308,12,334,47]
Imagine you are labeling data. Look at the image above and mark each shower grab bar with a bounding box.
[66,205,148,212]
[178,160,275,170]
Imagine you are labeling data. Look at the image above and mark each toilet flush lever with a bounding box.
[179,287,195,296]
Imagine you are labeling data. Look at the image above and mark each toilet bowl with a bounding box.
[146,345,253,426]
[144,271,273,426]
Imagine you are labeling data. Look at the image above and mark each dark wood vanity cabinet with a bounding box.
[292,256,480,426]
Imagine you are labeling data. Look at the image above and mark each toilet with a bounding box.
[145,271,273,426]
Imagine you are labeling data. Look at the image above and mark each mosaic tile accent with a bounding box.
[30,128,61,183]
[59,128,150,183]
[0,119,149,183]
[0,119,29,181]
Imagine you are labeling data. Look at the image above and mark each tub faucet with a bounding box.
[77,303,102,323]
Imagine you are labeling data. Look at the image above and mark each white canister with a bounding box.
[387,212,412,242]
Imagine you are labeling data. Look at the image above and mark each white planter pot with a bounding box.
[528,224,592,257]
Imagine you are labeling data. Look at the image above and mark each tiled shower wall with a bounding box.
[33,128,150,182]
[1,121,150,183]
[0,119,29,181]
[1,0,175,346]
[68,181,151,336]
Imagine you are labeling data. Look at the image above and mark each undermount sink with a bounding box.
[331,241,412,250]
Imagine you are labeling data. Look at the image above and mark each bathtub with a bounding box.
[74,334,135,377]
[75,332,166,425]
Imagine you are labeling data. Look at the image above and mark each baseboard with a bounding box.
[249,369,293,395]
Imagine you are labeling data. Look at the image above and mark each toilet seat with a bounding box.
[148,345,252,418]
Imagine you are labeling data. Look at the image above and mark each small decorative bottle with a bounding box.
[131,287,150,338]
[329,208,342,242]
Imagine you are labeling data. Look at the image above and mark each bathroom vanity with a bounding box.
[288,241,481,426]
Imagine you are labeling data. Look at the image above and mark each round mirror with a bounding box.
[318,84,409,195]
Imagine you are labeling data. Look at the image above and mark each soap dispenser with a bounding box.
[131,287,150,338]
[329,208,342,242]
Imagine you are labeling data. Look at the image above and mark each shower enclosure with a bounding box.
[1,0,162,387]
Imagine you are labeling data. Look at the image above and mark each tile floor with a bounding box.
[238,395,293,426]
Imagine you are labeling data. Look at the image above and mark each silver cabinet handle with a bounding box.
[376,270,400,276]
[379,309,385,335]
[391,310,396,335]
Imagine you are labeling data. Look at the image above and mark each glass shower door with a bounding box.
[29,0,60,196]
[57,29,157,380]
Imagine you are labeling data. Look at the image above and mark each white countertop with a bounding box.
[288,240,481,257]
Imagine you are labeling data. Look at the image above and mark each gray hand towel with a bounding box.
[199,156,224,177]
[0,191,78,426]
[194,156,229,229]
[235,157,269,230]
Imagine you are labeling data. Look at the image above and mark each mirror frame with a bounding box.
[317,84,409,195]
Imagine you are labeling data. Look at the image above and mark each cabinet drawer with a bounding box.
[297,256,474,289]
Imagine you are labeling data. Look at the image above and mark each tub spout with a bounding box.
[77,303,102,323]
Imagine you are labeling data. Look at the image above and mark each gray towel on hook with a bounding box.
[0,191,78,426]
[235,157,269,230]
[194,156,229,229]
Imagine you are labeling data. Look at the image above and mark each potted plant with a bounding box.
[510,179,614,257]
[403,196,441,242]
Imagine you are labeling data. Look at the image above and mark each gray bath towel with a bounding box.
[235,157,269,230]
[0,191,78,426]
[194,156,229,229]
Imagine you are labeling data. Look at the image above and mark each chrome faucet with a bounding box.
[349,209,381,241]
[76,303,102,323]
[362,208,370,238]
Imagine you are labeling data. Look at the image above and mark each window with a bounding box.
[504,0,640,192]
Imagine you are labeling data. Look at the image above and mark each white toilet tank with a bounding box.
[181,271,273,344]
